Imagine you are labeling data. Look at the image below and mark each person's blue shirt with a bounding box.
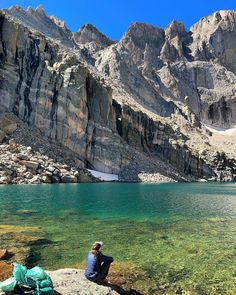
[85,251,113,278]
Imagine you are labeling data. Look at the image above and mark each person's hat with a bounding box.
[94,241,103,247]
[93,241,103,250]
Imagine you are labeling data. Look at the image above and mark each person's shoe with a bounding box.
[98,279,109,284]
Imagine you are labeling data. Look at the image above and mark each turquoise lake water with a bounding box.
[0,182,236,294]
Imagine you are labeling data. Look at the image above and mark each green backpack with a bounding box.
[0,277,17,292]
[0,263,53,295]
[24,265,53,294]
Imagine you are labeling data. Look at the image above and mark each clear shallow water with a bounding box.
[0,182,236,294]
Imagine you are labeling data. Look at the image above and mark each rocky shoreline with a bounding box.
[0,268,121,295]
[0,112,99,185]
[0,112,184,184]
[0,246,144,294]
[1,112,235,184]
[0,265,143,295]
[0,138,179,185]
[0,139,94,185]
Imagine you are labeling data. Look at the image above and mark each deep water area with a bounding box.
[0,183,236,294]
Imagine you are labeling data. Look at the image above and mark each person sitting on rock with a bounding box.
[84,241,113,283]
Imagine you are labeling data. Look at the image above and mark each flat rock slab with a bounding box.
[0,268,119,295]
[47,269,119,295]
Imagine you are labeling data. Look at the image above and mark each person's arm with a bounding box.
[100,253,114,263]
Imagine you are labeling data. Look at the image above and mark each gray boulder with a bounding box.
[47,268,119,295]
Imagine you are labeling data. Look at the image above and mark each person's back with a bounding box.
[84,241,113,283]
[85,251,100,277]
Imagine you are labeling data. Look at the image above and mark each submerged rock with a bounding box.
[61,175,77,183]
[207,217,227,223]
[0,224,46,266]
[16,209,38,215]
[0,225,41,234]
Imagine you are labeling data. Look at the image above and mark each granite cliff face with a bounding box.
[0,6,235,181]
[95,12,236,128]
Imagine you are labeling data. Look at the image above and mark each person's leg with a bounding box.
[96,262,111,281]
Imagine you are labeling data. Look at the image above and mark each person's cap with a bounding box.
[94,241,103,247]
[92,241,103,250]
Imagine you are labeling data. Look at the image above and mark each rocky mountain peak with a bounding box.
[191,10,236,33]
[119,20,189,65]
[35,5,46,16]
[122,22,164,48]
[8,5,21,12]
[8,4,45,18]
[3,5,75,48]
[127,21,156,33]
[49,16,66,29]
[26,6,34,14]
[190,10,236,74]
[73,23,114,47]
[165,20,186,39]
[160,19,190,61]
[123,22,164,43]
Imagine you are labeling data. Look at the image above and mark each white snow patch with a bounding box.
[87,169,119,181]
[205,124,236,135]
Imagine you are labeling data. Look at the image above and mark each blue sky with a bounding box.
[1,0,236,40]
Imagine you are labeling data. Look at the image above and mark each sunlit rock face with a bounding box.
[189,10,236,127]
[96,11,236,128]
[73,23,114,47]
[0,9,131,174]
[190,10,236,74]
[0,7,236,181]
